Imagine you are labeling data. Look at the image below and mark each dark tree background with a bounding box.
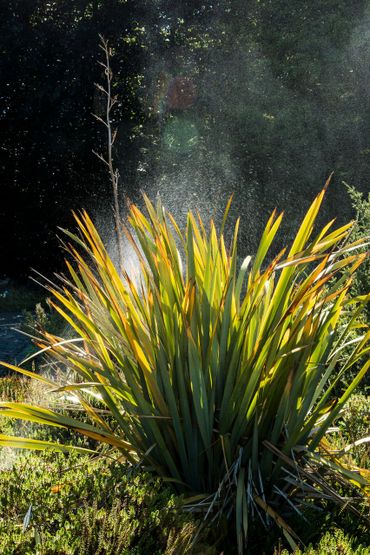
[1,0,370,279]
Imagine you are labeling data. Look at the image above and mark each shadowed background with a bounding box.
[1,0,370,279]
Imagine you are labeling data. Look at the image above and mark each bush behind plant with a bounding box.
[0,450,213,555]
[277,528,370,555]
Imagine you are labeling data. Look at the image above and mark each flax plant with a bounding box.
[1,183,369,552]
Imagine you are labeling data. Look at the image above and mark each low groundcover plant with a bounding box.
[0,182,369,553]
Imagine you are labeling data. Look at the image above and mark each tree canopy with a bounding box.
[1,0,370,277]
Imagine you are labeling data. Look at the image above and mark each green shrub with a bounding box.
[341,185,370,393]
[0,376,30,403]
[345,185,370,308]
[22,299,65,338]
[337,394,370,469]
[277,528,370,554]
[0,187,369,552]
[0,450,210,555]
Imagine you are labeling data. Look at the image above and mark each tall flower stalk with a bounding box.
[93,35,124,271]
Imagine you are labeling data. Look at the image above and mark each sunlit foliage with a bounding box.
[0,186,369,552]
